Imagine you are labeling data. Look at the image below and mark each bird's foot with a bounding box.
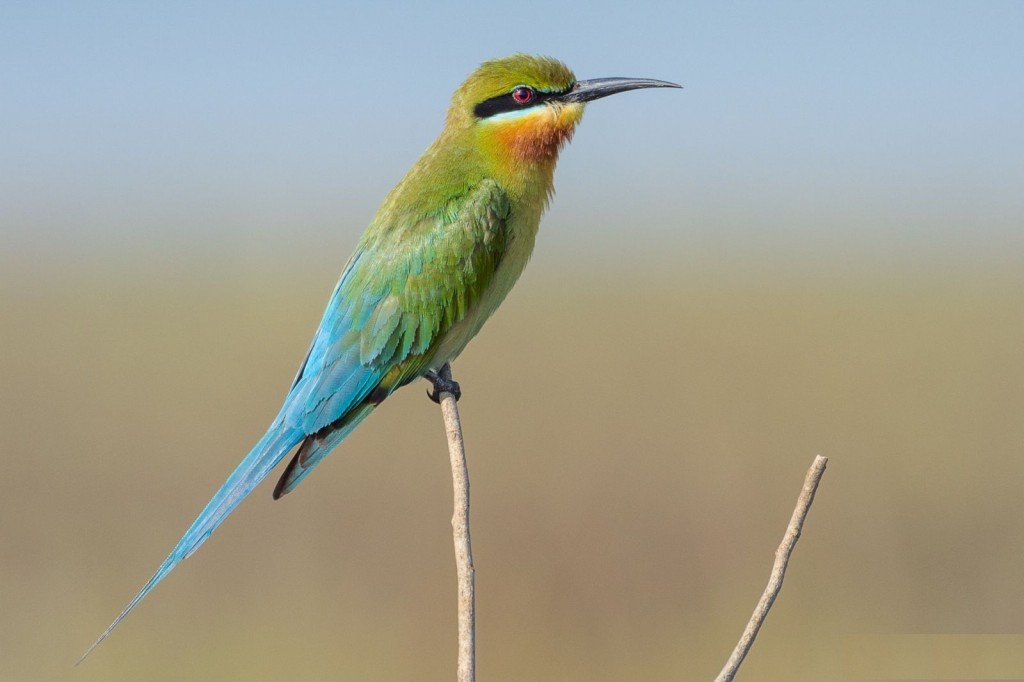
[425,363,461,403]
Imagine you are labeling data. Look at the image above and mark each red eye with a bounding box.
[512,86,534,104]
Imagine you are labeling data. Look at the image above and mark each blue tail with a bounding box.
[78,421,303,664]
[81,242,400,662]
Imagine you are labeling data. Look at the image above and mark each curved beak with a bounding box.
[559,77,682,104]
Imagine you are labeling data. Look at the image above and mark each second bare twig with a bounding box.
[714,454,828,682]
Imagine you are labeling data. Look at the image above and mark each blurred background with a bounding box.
[3,1,1023,680]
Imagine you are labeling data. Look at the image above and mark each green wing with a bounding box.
[352,178,512,375]
[292,177,512,433]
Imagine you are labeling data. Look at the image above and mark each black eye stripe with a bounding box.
[473,86,571,119]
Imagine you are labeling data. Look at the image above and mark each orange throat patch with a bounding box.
[491,103,583,163]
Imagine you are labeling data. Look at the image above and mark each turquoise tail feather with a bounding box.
[78,422,303,664]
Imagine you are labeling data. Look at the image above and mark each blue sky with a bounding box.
[3,1,1022,270]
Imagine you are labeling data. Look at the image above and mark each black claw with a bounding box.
[425,363,462,403]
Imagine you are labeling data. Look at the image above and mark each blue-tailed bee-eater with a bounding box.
[82,53,679,660]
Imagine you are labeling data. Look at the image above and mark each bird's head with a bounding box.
[447,54,680,168]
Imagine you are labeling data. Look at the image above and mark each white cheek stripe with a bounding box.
[479,106,552,124]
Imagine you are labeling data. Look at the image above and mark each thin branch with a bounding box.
[714,454,828,682]
[433,366,475,682]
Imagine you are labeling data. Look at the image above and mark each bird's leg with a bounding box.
[425,362,461,403]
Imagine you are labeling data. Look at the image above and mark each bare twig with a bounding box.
[714,455,828,682]
[433,366,475,682]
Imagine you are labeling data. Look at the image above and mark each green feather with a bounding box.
[348,179,511,377]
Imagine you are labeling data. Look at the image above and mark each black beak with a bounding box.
[559,77,682,104]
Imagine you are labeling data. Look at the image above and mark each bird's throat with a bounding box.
[485,103,583,164]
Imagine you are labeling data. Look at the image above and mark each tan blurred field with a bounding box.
[2,255,1023,680]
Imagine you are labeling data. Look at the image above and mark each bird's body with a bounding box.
[82,54,679,660]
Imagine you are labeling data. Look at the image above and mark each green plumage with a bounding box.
[339,55,583,393]
[352,179,512,375]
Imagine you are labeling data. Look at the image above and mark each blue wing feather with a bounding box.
[273,402,378,498]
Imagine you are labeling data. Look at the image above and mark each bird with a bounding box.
[81,53,680,660]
